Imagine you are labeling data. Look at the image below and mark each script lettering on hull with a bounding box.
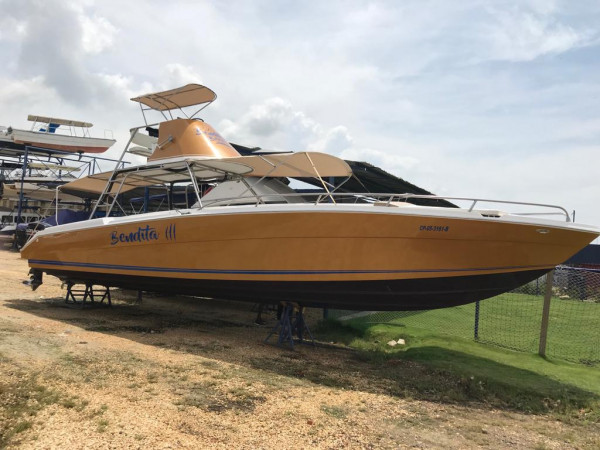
[110,223,176,246]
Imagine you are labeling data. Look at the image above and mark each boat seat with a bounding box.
[39,123,60,133]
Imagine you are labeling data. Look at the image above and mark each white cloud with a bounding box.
[526,0,559,16]
[161,64,203,89]
[483,7,592,62]
[80,14,117,54]
[0,76,60,127]
[310,126,354,154]
[219,97,322,150]
[0,0,598,228]
[219,98,417,180]
[0,76,55,105]
[0,15,27,41]
[245,98,300,136]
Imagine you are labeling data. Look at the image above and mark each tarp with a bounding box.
[16,209,89,231]
[41,209,89,227]
[338,161,456,208]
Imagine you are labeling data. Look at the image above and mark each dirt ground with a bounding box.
[1,248,599,449]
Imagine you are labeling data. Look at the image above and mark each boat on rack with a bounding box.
[20,84,600,310]
[0,223,17,245]
[1,115,115,154]
[3,182,82,203]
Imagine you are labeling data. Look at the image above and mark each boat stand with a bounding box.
[264,302,315,349]
[64,282,112,306]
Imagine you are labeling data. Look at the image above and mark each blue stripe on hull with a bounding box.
[29,259,551,276]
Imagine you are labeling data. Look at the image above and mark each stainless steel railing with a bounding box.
[198,192,571,222]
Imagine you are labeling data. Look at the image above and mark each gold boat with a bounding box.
[20,85,600,310]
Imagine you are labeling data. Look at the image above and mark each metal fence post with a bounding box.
[538,269,555,357]
[474,301,480,340]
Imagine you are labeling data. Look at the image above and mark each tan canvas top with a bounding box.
[60,152,351,195]
[130,84,217,111]
[60,159,255,195]
[27,115,93,128]
[225,152,352,178]
[61,175,145,195]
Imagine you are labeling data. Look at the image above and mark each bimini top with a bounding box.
[60,152,352,195]
[130,84,217,111]
[28,115,93,128]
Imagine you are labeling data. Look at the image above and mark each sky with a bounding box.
[0,0,599,227]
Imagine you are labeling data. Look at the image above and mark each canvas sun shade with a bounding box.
[60,152,352,196]
[130,84,217,111]
[28,115,93,128]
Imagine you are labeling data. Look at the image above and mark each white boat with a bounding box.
[0,224,16,244]
[4,115,115,154]
[27,162,80,173]
[3,182,82,203]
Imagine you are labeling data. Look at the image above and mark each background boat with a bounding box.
[4,115,115,154]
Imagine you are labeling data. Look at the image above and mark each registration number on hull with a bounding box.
[419,225,450,232]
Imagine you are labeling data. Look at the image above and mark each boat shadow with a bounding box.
[5,295,599,418]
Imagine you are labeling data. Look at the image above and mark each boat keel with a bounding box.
[43,268,551,311]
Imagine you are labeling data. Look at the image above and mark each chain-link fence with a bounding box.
[328,266,600,365]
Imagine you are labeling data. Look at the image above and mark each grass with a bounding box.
[320,404,348,419]
[477,293,600,363]
[0,368,89,447]
[146,372,159,383]
[97,419,109,433]
[333,292,600,364]
[545,297,600,364]
[313,313,600,422]
[176,380,265,413]
[12,420,33,434]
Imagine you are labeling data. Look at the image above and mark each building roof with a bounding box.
[341,161,456,207]
[567,244,600,265]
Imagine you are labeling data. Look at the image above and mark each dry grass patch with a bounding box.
[0,360,89,447]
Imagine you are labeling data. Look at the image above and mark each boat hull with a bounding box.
[11,129,115,153]
[32,266,548,310]
[21,206,599,310]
